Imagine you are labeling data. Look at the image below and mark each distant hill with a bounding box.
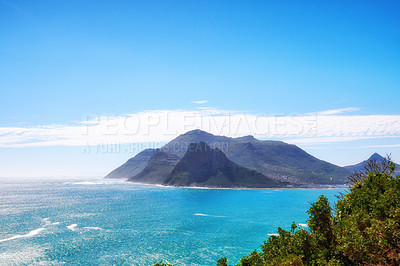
[345,153,400,174]
[127,149,180,184]
[163,142,285,188]
[104,148,155,179]
[105,129,352,185]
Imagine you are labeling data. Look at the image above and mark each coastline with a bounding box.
[122,180,349,190]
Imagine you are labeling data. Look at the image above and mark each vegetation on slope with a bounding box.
[127,149,180,184]
[218,158,400,265]
[164,142,285,188]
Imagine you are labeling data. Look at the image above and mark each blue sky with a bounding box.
[1,0,399,177]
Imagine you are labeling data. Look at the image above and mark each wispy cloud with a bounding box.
[192,100,208,104]
[0,108,399,147]
[317,107,360,115]
[360,144,400,148]
[286,136,397,145]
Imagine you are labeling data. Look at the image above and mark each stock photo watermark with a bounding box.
[81,112,318,154]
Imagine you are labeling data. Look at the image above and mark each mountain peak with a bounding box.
[369,153,384,161]
[237,135,257,141]
[183,129,214,136]
[344,152,399,174]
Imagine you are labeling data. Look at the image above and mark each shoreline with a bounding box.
[122,180,349,190]
[0,177,348,190]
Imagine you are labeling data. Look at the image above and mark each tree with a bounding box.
[217,157,400,265]
[307,195,335,262]
[217,257,228,266]
[348,154,395,186]
[335,170,400,264]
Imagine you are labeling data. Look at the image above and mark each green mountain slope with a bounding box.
[127,149,180,184]
[164,142,285,188]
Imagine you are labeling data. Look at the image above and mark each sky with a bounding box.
[0,0,399,177]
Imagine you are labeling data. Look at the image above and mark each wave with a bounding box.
[43,217,60,226]
[67,224,103,232]
[65,180,126,185]
[0,227,45,243]
[0,217,57,243]
[66,224,78,231]
[42,217,51,226]
[83,226,103,230]
[72,181,99,185]
[267,233,279,236]
[194,213,226,218]
[298,223,309,228]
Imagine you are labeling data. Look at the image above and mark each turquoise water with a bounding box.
[0,179,344,265]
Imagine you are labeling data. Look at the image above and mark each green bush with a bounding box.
[219,162,400,265]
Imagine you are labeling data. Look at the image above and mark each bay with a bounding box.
[0,179,345,265]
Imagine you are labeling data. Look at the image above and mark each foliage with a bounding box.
[347,153,394,186]
[218,159,400,265]
[217,257,229,266]
[335,170,400,264]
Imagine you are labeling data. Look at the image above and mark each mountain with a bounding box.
[127,149,180,184]
[104,148,155,179]
[345,153,400,174]
[163,142,285,188]
[106,129,352,185]
[157,130,350,184]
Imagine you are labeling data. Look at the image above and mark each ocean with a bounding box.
[0,178,345,265]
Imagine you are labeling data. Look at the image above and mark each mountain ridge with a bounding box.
[105,130,353,186]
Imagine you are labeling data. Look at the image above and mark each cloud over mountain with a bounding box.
[0,108,399,147]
